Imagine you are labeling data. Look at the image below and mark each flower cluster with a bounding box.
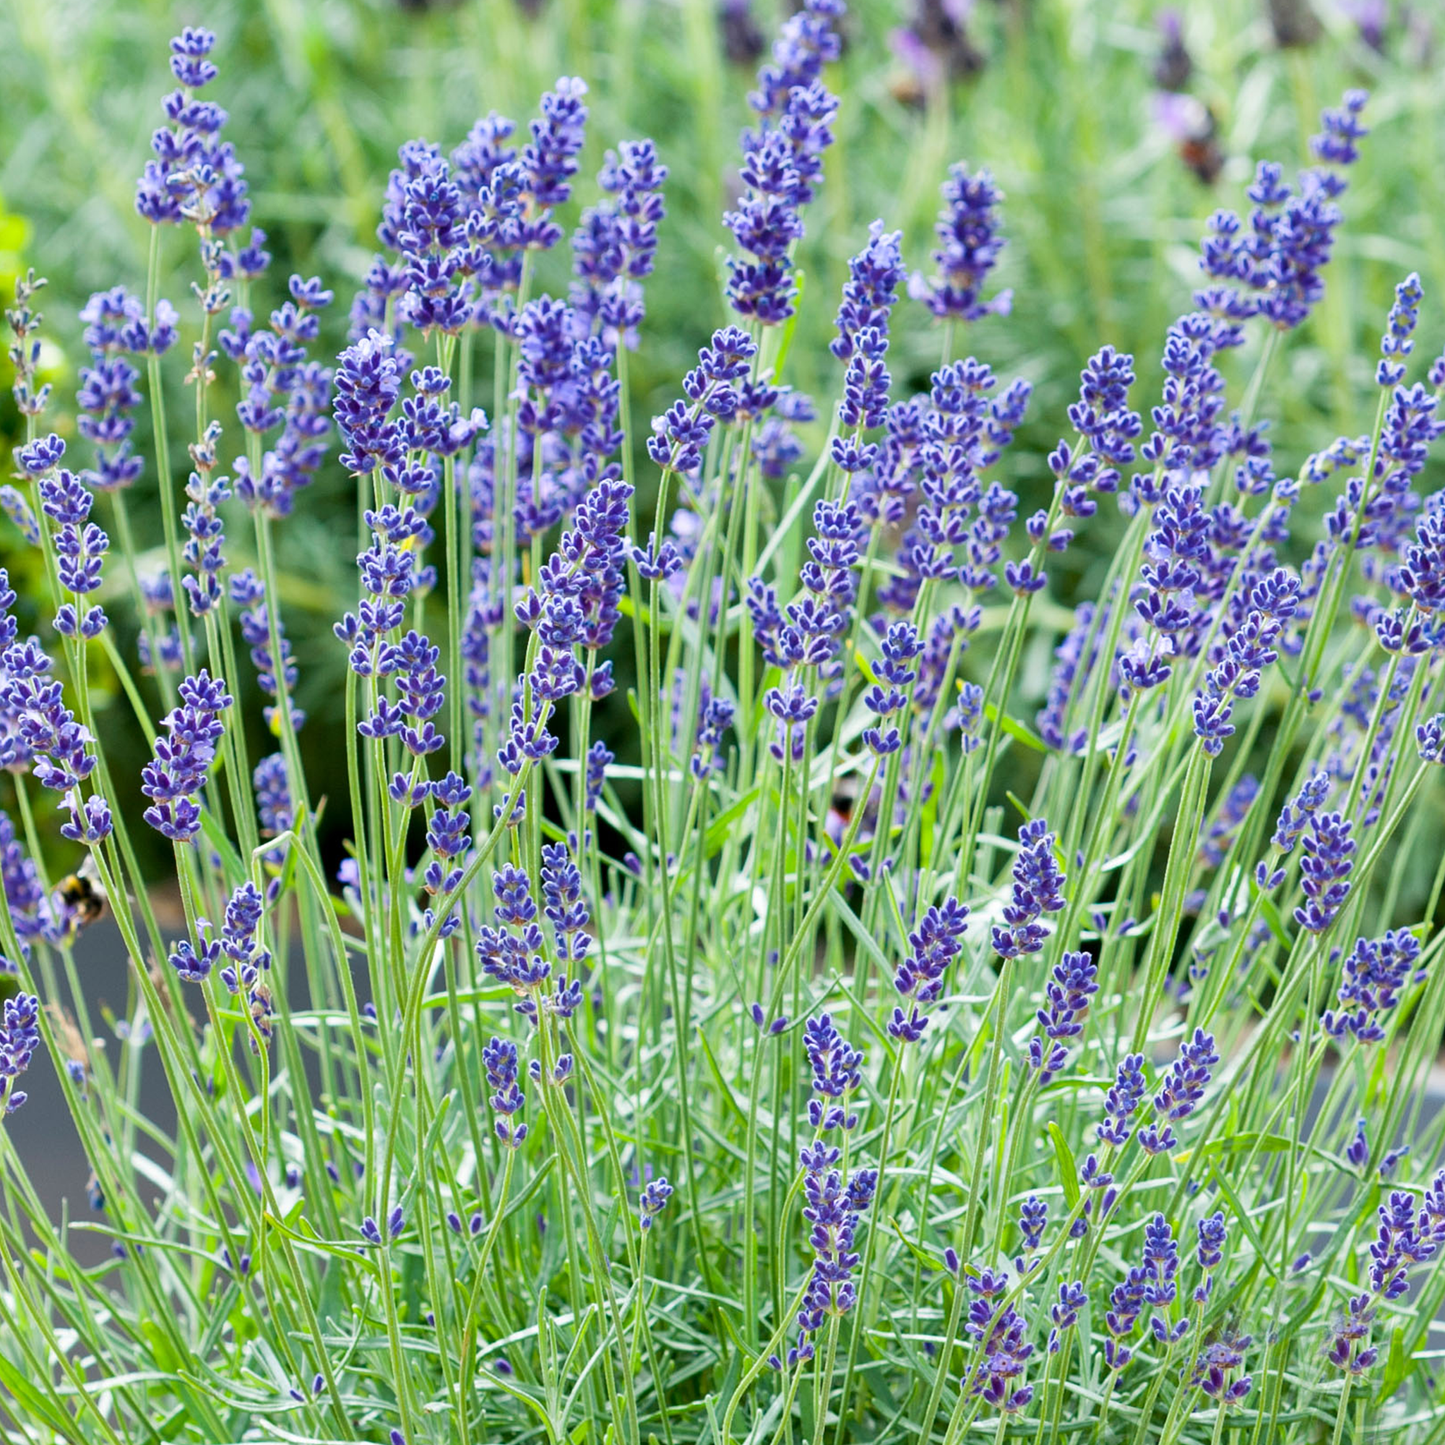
[1270,771,1331,852]
[1060,346,1142,499]
[475,865,582,1024]
[357,625,446,761]
[833,220,907,363]
[140,671,232,842]
[501,474,632,787]
[831,221,907,471]
[75,288,150,494]
[540,843,591,970]
[749,487,863,762]
[419,772,472,897]
[169,883,273,1048]
[482,1036,528,1147]
[1125,478,1210,690]
[1190,1329,1253,1403]
[1329,1177,1445,1374]
[231,570,303,736]
[1401,506,1445,615]
[1028,950,1099,1084]
[177,439,230,618]
[964,1270,1033,1412]
[992,819,1065,959]
[1197,91,1367,330]
[221,878,271,978]
[21,436,110,642]
[518,78,591,247]
[510,296,623,540]
[780,1139,877,1369]
[690,687,735,780]
[1048,1281,1088,1354]
[649,325,757,484]
[1293,810,1355,934]
[135,27,251,233]
[0,809,60,951]
[571,139,668,346]
[1323,927,1425,1043]
[725,0,843,323]
[1378,271,1423,388]
[862,621,923,757]
[1103,1215,1188,1370]
[1137,1029,1219,1154]
[1195,1211,1228,1301]
[0,615,111,843]
[909,164,1011,323]
[1129,311,1234,522]
[802,1013,863,1130]
[0,992,41,1113]
[1192,567,1300,755]
[1097,1052,1148,1147]
[227,275,334,516]
[887,359,1027,612]
[639,1177,674,1230]
[888,896,969,1041]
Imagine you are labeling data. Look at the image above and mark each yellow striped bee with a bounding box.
[56,855,107,935]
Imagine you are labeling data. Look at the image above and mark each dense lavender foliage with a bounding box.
[2,9,1445,1445]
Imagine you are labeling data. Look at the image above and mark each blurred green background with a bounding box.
[0,0,1440,867]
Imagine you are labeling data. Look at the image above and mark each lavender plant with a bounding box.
[3,10,1445,1445]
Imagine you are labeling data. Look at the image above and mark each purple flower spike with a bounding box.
[0,993,41,1113]
[803,1013,864,1130]
[141,672,232,842]
[992,819,1065,959]
[909,164,1012,323]
[1028,950,1098,1084]
[639,1177,674,1230]
[889,896,969,1042]
[1097,1053,1148,1147]
[136,28,253,236]
[1138,1029,1219,1154]
[1292,811,1354,934]
[1323,928,1423,1043]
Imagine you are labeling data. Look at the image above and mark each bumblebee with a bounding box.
[56,855,107,935]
